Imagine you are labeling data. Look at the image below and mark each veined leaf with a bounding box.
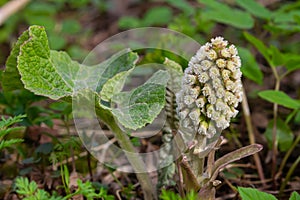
[264,118,294,152]
[235,0,272,19]
[111,70,170,130]
[17,26,74,99]
[95,50,138,93]
[4,26,139,101]
[100,69,133,101]
[2,30,30,91]
[238,187,277,200]
[258,90,300,109]
[238,47,263,85]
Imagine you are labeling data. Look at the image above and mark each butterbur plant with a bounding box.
[175,37,262,199]
[3,25,262,199]
[176,37,243,154]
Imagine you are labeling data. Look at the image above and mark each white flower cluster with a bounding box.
[176,37,243,139]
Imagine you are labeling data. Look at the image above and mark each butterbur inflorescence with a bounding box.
[176,37,243,153]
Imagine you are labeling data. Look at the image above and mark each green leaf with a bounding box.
[235,0,272,19]
[264,118,294,152]
[289,191,300,200]
[258,90,300,109]
[9,26,138,101]
[269,45,285,67]
[243,32,272,65]
[118,16,141,29]
[199,0,254,29]
[61,19,81,34]
[142,7,173,26]
[100,69,133,101]
[284,53,300,73]
[111,70,170,130]
[94,50,138,93]
[17,26,74,99]
[2,30,30,91]
[238,47,263,84]
[238,187,277,200]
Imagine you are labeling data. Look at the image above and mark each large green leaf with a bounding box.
[3,26,139,101]
[2,30,30,91]
[199,0,254,29]
[264,118,294,152]
[111,70,170,130]
[258,90,300,109]
[238,187,277,200]
[238,47,263,85]
[235,0,272,19]
[16,26,74,99]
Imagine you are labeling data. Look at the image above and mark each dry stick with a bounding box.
[0,0,30,25]
[242,87,266,187]
[270,67,281,182]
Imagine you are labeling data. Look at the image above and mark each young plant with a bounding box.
[2,25,167,200]
[14,176,114,200]
[0,114,25,151]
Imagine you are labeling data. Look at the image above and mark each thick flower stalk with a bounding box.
[176,37,243,155]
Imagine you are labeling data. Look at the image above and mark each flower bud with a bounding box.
[176,37,243,150]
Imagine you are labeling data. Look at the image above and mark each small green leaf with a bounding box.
[243,32,272,65]
[269,45,285,67]
[199,0,254,29]
[100,69,133,101]
[111,70,170,130]
[264,118,294,152]
[238,187,277,200]
[142,7,173,26]
[258,90,300,109]
[2,30,30,91]
[118,16,141,29]
[284,53,300,73]
[238,47,263,84]
[61,19,81,34]
[289,191,300,200]
[235,0,272,19]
